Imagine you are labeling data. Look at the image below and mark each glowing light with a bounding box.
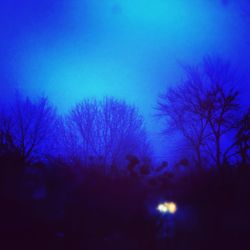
[157,204,168,213]
[166,202,177,214]
[157,202,177,214]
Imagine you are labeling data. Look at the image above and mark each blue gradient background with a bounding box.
[0,0,250,159]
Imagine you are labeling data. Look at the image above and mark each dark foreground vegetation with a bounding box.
[1,149,250,250]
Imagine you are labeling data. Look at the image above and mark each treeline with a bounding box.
[1,57,249,173]
[0,95,151,168]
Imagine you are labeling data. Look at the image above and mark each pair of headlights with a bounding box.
[157,202,177,214]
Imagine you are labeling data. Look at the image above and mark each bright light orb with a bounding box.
[166,202,177,214]
[157,202,177,214]
[157,204,168,213]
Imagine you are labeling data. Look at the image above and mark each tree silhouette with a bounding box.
[225,108,250,167]
[1,95,57,163]
[236,108,250,167]
[62,97,150,172]
[158,57,240,169]
[202,57,239,168]
[157,64,210,169]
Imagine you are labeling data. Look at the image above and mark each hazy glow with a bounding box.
[0,0,249,157]
[5,0,243,108]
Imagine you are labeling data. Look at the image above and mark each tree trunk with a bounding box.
[195,146,202,170]
[215,136,221,170]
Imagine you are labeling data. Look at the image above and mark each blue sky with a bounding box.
[0,0,249,159]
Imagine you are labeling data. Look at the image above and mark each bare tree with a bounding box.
[157,65,210,169]
[157,57,240,169]
[224,108,250,167]
[203,57,240,168]
[236,108,250,167]
[5,95,57,162]
[62,97,150,171]
[0,110,15,154]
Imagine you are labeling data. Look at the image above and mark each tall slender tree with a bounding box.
[203,57,239,168]
[158,64,212,169]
